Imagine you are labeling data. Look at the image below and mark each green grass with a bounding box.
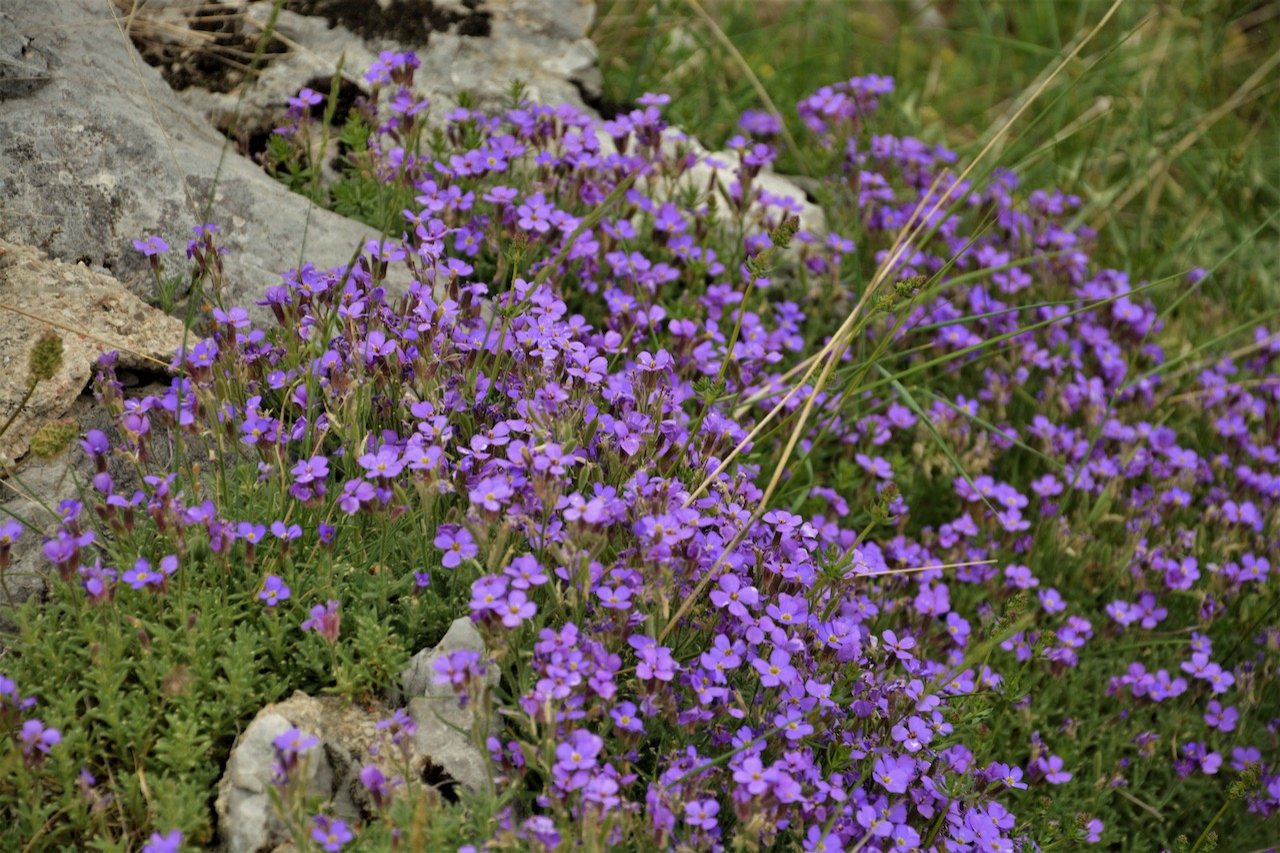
[592,0,1280,321]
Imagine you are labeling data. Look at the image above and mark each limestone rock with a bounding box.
[0,453,81,624]
[399,616,497,793]
[398,615,488,699]
[0,396,150,627]
[214,693,375,853]
[594,127,825,245]
[219,625,497,852]
[0,239,184,466]
[122,0,600,140]
[0,0,394,322]
[663,128,826,238]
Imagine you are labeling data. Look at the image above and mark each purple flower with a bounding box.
[291,455,329,484]
[259,575,291,606]
[338,479,376,514]
[359,445,404,479]
[132,235,170,257]
[434,525,477,568]
[990,762,1028,790]
[872,753,914,793]
[20,718,60,764]
[0,520,21,565]
[81,429,111,457]
[554,729,603,777]
[123,558,163,590]
[803,826,844,853]
[469,476,513,511]
[881,629,916,660]
[433,649,484,691]
[1043,754,1072,784]
[141,830,183,853]
[629,635,678,681]
[274,727,319,758]
[610,701,644,733]
[310,815,354,852]
[709,573,759,617]
[79,561,116,603]
[499,589,537,628]
[751,648,796,688]
[891,826,921,850]
[469,575,508,614]
[596,584,633,610]
[505,554,548,589]
[376,708,417,743]
[732,755,772,796]
[1204,700,1238,732]
[289,87,324,110]
[358,764,392,809]
[301,600,341,643]
[684,798,719,831]
[270,521,302,541]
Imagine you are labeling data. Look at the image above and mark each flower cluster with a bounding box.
[4,48,1278,852]
[1,674,60,770]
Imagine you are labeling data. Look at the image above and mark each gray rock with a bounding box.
[593,127,825,247]
[408,692,491,794]
[214,694,373,853]
[0,0,393,323]
[661,128,826,238]
[0,395,144,629]
[399,616,497,793]
[124,0,600,140]
[217,646,497,852]
[0,453,80,624]
[216,712,313,853]
[398,615,487,699]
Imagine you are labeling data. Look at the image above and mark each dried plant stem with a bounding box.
[680,0,803,165]
[1096,45,1280,226]
[0,302,171,369]
[0,380,37,444]
[662,0,1124,643]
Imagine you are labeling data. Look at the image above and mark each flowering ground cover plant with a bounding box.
[2,30,1279,853]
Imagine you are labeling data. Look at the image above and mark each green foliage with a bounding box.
[0,445,461,846]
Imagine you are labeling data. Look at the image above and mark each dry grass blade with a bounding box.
[680,0,803,165]
[682,166,951,512]
[0,302,172,369]
[661,0,1125,643]
[1093,46,1280,227]
[694,0,1125,505]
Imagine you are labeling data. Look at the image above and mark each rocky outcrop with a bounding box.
[0,0,601,325]
[216,618,495,852]
[399,616,497,793]
[0,239,182,619]
[0,0,399,321]
[127,0,603,139]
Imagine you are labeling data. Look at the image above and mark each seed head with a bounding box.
[28,330,64,383]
